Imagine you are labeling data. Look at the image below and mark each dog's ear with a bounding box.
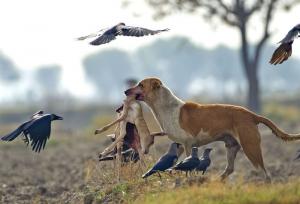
[152,80,162,90]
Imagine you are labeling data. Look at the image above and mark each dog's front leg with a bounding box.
[220,136,241,181]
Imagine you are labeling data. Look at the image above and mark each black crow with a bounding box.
[170,147,200,176]
[1,111,63,152]
[99,148,140,163]
[142,143,180,179]
[195,148,212,175]
[270,24,300,65]
[77,22,169,46]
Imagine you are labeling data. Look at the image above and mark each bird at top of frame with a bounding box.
[76,22,170,46]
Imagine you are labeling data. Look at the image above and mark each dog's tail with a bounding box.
[255,115,300,141]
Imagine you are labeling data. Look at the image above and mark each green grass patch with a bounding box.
[136,179,300,204]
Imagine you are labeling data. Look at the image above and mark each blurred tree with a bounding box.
[0,52,20,83]
[142,0,299,112]
[83,49,135,101]
[125,78,138,88]
[35,65,62,96]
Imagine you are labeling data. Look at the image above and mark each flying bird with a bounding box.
[142,143,180,179]
[1,111,63,152]
[195,148,212,175]
[76,22,170,46]
[169,147,200,176]
[270,24,300,65]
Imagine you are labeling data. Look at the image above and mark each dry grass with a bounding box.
[82,158,300,204]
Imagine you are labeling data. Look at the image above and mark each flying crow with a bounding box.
[270,24,300,65]
[142,142,180,179]
[195,148,212,175]
[1,111,63,152]
[77,22,169,46]
[170,147,200,176]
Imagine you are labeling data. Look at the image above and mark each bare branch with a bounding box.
[199,1,239,26]
[246,0,264,16]
[253,0,278,68]
[214,0,235,14]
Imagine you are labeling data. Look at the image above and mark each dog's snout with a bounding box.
[124,89,130,96]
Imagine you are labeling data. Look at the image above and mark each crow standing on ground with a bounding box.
[195,148,212,175]
[169,147,200,176]
[270,24,300,65]
[1,111,63,152]
[142,143,180,179]
[77,22,169,46]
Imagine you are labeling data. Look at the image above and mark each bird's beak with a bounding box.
[56,116,63,120]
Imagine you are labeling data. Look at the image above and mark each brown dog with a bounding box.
[125,77,300,181]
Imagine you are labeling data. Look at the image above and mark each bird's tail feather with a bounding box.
[269,43,292,65]
[142,170,155,179]
[1,128,23,141]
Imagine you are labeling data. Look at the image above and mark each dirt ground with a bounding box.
[0,129,102,204]
[0,123,300,203]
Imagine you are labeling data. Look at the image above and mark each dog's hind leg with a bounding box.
[219,134,241,180]
[136,148,146,173]
[236,125,271,182]
[183,143,192,156]
[116,122,127,182]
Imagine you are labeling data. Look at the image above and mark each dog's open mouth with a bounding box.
[135,94,144,101]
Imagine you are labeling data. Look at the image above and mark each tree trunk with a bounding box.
[239,24,261,113]
[246,66,260,113]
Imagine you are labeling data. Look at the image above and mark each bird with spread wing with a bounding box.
[270,24,300,65]
[76,22,169,46]
[1,111,63,152]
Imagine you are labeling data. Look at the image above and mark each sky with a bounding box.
[0,0,300,100]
